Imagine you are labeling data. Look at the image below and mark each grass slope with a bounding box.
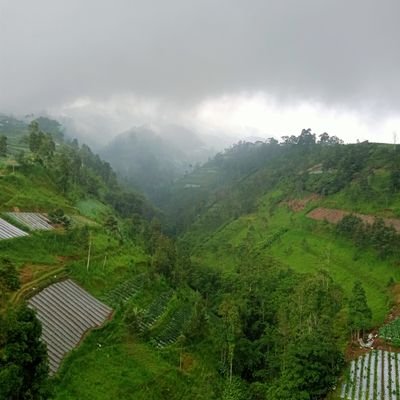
[190,192,398,325]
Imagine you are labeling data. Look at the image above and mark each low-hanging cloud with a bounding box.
[1,0,400,142]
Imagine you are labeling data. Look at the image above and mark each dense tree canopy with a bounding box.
[0,305,50,399]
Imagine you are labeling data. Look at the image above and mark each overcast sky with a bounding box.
[1,0,400,144]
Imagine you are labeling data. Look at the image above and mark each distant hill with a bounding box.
[100,125,221,203]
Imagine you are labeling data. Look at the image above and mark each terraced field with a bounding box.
[102,275,145,306]
[341,350,400,399]
[153,304,192,349]
[28,279,112,374]
[0,217,28,239]
[6,212,53,230]
[138,291,172,333]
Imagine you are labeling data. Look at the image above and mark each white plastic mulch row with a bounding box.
[28,279,113,374]
[341,350,400,400]
[6,212,53,230]
[0,217,28,240]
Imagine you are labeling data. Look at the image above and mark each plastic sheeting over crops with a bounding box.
[6,212,53,230]
[341,350,400,399]
[0,217,28,239]
[28,279,112,374]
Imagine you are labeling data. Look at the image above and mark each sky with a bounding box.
[1,0,400,145]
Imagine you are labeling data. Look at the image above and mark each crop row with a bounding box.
[138,291,173,332]
[152,304,192,349]
[102,275,145,306]
[341,350,400,399]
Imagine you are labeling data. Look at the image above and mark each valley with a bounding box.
[1,120,400,399]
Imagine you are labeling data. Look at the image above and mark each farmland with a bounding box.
[6,212,54,230]
[0,216,28,240]
[340,351,400,400]
[28,279,112,374]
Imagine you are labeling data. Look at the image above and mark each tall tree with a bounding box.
[348,281,372,340]
[0,135,7,156]
[218,298,241,383]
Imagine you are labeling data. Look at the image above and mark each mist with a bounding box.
[1,0,400,144]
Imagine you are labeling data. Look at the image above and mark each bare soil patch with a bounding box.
[284,194,321,212]
[307,207,400,232]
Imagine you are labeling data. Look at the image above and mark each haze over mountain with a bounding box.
[100,124,232,201]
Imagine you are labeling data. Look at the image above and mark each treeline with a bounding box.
[165,130,400,242]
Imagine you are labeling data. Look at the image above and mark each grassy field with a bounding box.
[0,168,73,212]
[52,312,221,400]
[75,199,113,222]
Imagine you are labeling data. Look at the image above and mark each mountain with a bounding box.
[100,125,227,203]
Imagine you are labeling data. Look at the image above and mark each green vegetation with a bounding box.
[3,119,400,399]
[0,304,50,399]
[380,318,400,346]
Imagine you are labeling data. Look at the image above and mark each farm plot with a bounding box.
[102,275,145,306]
[28,279,112,374]
[6,212,54,230]
[340,350,400,399]
[153,304,192,349]
[138,291,173,333]
[0,217,28,240]
[380,318,400,346]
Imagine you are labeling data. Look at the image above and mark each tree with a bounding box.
[390,170,400,192]
[0,135,7,156]
[218,298,241,383]
[318,132,330,145]
[269,331,343,400]
[28,121,55,164]
[28,121,42,153]
[151,235,176,279]
[124,304,145,335]
[104,215,122,242]
[348,281,372,340]
[0,304,50,399]
[0,258,20,291]
[297,128,316,146]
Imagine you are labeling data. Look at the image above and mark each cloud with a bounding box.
[1,0,400,142]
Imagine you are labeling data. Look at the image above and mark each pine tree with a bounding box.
[348,281,372,340]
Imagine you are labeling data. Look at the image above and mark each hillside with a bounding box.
[0,118,224,399]
[3,121,400,399]
[160,132,400,398]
